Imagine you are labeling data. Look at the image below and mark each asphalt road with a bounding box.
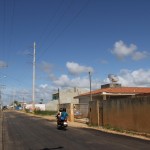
[2,111,150,150]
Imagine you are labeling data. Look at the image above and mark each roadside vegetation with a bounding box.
[104,124,150,138]
[25,109,57,116]
[34,110,57,116]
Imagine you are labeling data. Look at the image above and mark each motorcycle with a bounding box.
[56,116,68,130]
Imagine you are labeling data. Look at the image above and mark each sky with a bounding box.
[0,0,150,105]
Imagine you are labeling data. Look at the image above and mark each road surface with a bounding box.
[2,111,150,150]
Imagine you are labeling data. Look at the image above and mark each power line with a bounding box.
[37,0,65,48]
[8,0,16,60]
[2,0,6,61]
[37,0,74,52]
[37,0,90,61]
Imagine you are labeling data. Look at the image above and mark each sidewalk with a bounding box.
[47,115,88,128]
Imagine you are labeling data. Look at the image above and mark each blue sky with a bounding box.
[0,0,150,104]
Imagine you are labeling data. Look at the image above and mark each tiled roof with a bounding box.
[77,87,150,97]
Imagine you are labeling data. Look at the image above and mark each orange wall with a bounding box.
[89,96,150,133]
[103,96,150,133]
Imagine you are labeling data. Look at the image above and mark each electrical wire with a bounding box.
[8,0,16,63]
[37,0,74,52]
[2,0,6,61]
[37,0,90,61]
[37,0,65,49]
[1,0,91,104]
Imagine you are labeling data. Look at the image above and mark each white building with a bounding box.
[25,104,46,111]
[45,87,88,111]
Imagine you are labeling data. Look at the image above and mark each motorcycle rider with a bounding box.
[56,108,63,125]
[60,108,68,121]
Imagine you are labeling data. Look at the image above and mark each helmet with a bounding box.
[59,108,63,112]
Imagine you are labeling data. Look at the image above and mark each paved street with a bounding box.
[1,111,150,150]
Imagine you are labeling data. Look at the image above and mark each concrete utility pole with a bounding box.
[13,89,16,110]
[0,85,6,110]
[0,89,2,110]
[0,76,6,110]
[58,88,60,105]
[89,72,92,101]
[32,42,36,110]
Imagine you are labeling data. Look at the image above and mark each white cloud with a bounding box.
[53,75,88,88]
[111,40,136,59]
[40,61,56,80]
[22,60,150,104]
[6,65,150,105]
[111,40,149,60]
[40,84,48,88]
[0,60,7,68]
[39,61,96,90]
[52,74,101,90]
[36,84,53,101]
[118,69,150,87]
[53,75,70,87]
[132,51,147,61]
[66,62,94,75]
[100,59,108,64]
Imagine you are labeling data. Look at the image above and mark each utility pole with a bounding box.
[88,72,92,126]
[0,89,2,111]
[0,76,6,111]
[58,88,60,112]
[89,72,92,101]
[13,89,16,110]
[0,85,6,110]
[32,42,36,110]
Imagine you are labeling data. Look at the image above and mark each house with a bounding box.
[45,87,88,111]
[74,83,150,104]
[74,84,150,133]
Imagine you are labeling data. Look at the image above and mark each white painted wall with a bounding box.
[46,88,88,111]
[25,104,46,111]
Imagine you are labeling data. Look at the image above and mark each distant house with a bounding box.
[45,87,88,111]
[74,83,150,104]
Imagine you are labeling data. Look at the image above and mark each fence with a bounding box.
[89,96,150,133]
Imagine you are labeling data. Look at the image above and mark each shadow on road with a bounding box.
[40,146,64,150]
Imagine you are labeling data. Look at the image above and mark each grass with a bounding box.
[25,109,57,116]
[104,124,150,138]
[34,110,57,116]
[104,124,124,132]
